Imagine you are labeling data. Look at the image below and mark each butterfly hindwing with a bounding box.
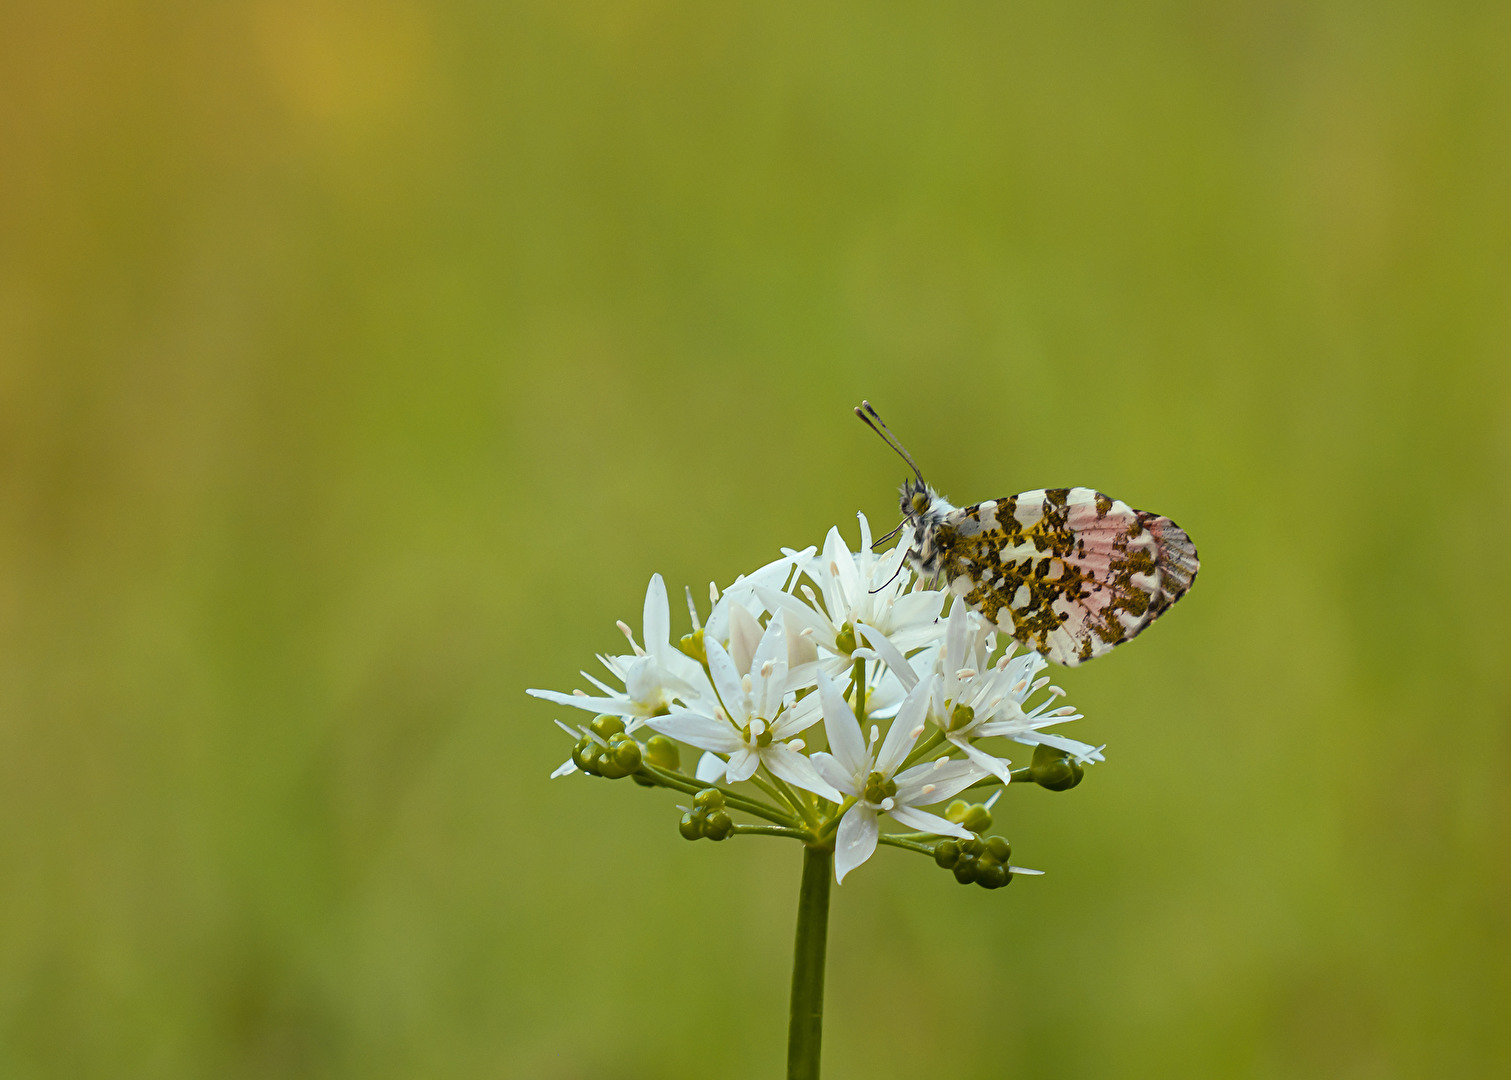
[935,487,1198,666]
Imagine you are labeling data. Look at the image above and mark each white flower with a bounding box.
[928,604,1103,783]
[646,619,841,801]
[528,573,713,776]
[760,514,947,683]
[699,548,811,644]
[809,671,985,883]
[971,655,1103,764]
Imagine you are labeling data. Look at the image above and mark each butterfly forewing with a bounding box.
[936,487,1198,666]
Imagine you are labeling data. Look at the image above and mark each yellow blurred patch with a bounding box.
[252,0,431,128]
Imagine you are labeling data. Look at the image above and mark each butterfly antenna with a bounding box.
[872,519,907,546]
[868,556,907,594]
[854,401,925,483]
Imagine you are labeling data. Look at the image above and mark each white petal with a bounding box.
[725,746,761,783]
[527,688,637,716]
[729,602,763,676]
[695,751,728,783]
[956,739,1014,784]
[808,752,861,797]
[888,804,972,838]
[757,661,789,722]
[855,624,918,691]
[644,573,670,653]
[752,616,788,674]
[771,694,824,739]
[645,710,744,753]
[889,589,947,630]
[774,688,823,736]
[703,637,747,722]
[876,675,931,776]
[762,742,843,802]
[758,585,834,642]
[834,806,879,883]
[550,757,578,779]
[895,757,984,803]
[816,669,867,778]
[943,602,968,691]
[782,660,823,697]
[783,608,819,668]
[817,527,854,620]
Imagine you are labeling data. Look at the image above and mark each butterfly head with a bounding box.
[898,478,953,526]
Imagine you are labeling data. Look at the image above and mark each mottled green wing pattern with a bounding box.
[936,487,1198,666]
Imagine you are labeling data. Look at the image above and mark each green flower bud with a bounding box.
[704,810,734,841]
[960,836,984,857]
[1030,743,1085,791]
[590,715,626,740]
[834,622,858,654]
[976,862,1010,889]
[693,788,725,811]
[678,629,706,664]
[571,737,596,773]
[934,840,961,869]
[961,803,992,832]
[644,735,680,771]
[596,753,630,780]
[679,812,702,840]
[985,835,1012,863]
[953,857,978,884]
[611,738,642,772]
[945,799,969,824]
[576,742,604,776]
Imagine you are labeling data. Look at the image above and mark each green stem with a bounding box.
[768,772,819,826]
[875,834,938,856]
[787,845,832,1080]
[731,824,811,840]
[963,768,1034,791]
[898,729,947,771]
[636,765,798,827]
[750,771,808,821]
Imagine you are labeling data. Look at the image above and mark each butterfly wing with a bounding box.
[935,487,1198,666]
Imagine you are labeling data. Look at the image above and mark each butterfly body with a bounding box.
[900,479,1198,666]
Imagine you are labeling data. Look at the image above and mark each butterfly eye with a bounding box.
[910,492,929,514]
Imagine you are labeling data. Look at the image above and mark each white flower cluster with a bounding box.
[529,515,1103,883]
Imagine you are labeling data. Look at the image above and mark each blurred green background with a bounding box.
[3,2,1508,1077]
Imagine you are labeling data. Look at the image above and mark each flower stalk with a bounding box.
[787,844,833,1080]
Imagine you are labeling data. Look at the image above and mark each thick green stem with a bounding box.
[787,845,833,1080]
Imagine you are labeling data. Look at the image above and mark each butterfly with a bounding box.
[856,401,1199,667]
